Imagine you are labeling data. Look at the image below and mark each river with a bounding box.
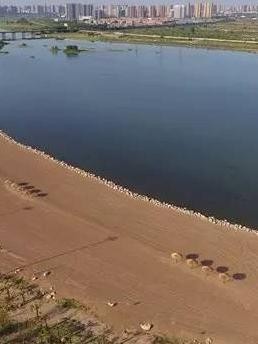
[1,39,258,228]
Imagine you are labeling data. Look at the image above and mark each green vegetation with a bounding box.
[0,272,207,344]
[48,19,258,53]
[0,40,8,50]
[0,302,10,329]
[118,18,258,52]
[0,273,115,344]
[63,45,80,56]
[63,45,88,56]
[2,17,258,52]
[0,17,67,32]
[57,297,82,309]
[123,19,258,41]
[153,335,196,344]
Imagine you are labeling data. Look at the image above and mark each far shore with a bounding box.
[2,28,258,54]
[1,129,258,344]
[2,17,258,54]
[46,30,258,54]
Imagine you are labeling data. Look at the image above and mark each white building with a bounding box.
[173,4,186,19]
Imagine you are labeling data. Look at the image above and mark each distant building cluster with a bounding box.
[65,3,219,21]
[1,2,258,21]
[0,4,66,17]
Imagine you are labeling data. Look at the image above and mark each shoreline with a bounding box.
[2,127,258,344]
[2,29,258,55]
[48,31,258,54]
[1,128,257,236]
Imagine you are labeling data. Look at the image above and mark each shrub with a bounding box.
[58,298,81,309]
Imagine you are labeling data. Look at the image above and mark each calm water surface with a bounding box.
[1,39,258,228]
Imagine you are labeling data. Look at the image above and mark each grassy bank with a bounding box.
[48,30,258,53]
[123,19,258,41]
[0,18,65,32]
[2,17,258,53]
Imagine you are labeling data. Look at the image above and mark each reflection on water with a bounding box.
[1,39,258,228]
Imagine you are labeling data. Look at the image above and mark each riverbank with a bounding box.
[2,17,258,53]
[46,30,258,54]
[1,130,258,343]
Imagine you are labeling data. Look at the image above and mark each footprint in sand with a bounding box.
[4,180,48,200]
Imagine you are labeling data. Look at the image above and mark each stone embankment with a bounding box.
[1,129,257,236]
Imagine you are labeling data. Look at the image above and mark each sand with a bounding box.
[1,132,258,344]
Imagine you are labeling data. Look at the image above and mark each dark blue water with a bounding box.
[1,39,258,228]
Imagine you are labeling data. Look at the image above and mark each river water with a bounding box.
[1,39,258,228]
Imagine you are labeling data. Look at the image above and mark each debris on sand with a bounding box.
[107,301,117,307]
[218,272,231,283]
[171,252,183,263]
[140,322,153,331]
[205,337,213,344]
[186,258,199,269]
[43,271,51,277]
[0,244,7,252]
[46,291,56,300]
[201,266,213,274]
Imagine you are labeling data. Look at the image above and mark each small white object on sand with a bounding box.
[201,266,213,274]
[140,322,153,331]
[43,271,51,277]
[46,292,56,300]
[171,252,183,263]
[218,272,231,283]
[107,301,117,307]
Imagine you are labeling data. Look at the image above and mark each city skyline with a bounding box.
[1,0,258,6]
[2,1,258,20]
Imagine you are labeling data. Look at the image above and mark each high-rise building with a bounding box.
[137,5,148,18]
[212,4,217,16]
[94,6,105,19]
[173,4,185,19]
[203,2,212,18]
[58,5,66,16]
[127,6,137,18]
[107,5,120,18]
[82,4,94,17]
[118,5,127,17]
[194,2,202,18]
[157,5,167,18]
[8,6,18,16]
[37,5,45,16]
[185,3,195,18]
[66,3,80,20]
[166,5,173,18]
[149,5,157,18]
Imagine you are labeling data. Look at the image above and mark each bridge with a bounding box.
[0,30,54,41]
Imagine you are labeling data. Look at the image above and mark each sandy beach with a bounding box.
[1,131,258,344]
